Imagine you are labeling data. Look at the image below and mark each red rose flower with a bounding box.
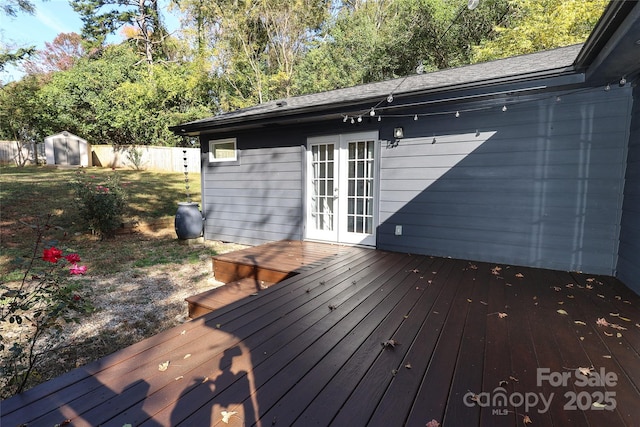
[64,253,81,263]
[43,247,63,263]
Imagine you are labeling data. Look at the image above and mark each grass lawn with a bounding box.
[0,165,244,397]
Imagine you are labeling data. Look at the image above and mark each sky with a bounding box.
[0,0,180,83]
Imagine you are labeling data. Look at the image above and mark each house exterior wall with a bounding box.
[617,84,640,293]
[199,85,632,277]
[200,137,305,246]
[377,86,631,275]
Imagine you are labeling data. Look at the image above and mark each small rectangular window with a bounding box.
[209,138,237,162]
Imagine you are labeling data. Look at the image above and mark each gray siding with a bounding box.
[617,85,640,293]
[202,144,303,246]
[377,86,631,275]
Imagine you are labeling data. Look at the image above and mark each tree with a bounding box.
[38,43,213,146]
[471,0,608,63]
[0,0,37,74]
[22,33,85,75]
[293,0,512,94]
[70,0,169,65]
[176,0,330,111]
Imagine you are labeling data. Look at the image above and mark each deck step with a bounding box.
[212,258,294,284]
[186,277,274,318]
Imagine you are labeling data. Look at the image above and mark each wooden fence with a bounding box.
[0,141,201,173]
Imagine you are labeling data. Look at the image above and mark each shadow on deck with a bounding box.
[2,241,640,426]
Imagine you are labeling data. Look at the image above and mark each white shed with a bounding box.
[44,131,90,167]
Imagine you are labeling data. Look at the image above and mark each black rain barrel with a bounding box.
[175,202,204,239]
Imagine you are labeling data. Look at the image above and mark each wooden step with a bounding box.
[212,258,294,284]
[186,277,274,318]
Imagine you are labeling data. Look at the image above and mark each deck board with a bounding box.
[2,242,640,427]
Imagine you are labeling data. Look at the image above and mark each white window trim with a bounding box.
[208,138,237,163]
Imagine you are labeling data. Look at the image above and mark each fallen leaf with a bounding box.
[515,273,524,278]
[467,298,472,303]
[619,316,631,322]
[592,402,607,409]
[603,331,613,337]
[480,301,488,305]
[202,376,209,383]
[411,269,420,273]
[498,312,508,319]
[426,420,441,427]
[617,332,623,338]
[509,376,519,382]
[158,361,170,371]
[586,284,593,290]
[558,301,564,305]
[469,263,478,270]
[610,323,627,331]
[382,339,399,349]
[557,309,568,315]
[175,376,184,381]
[574,320,586,325]
[405,363,412,369]
[552,286,561,292]
[636,323,640,329]
[491,266,502,275]
[610,313,619,317]
[523,415,532,424]
[221,411,238,423]
[578,367,593,376]
[597,294,605,299]
[596,318,610,327]
[184,354,191,359]
[603,355,612,359]
[180,330,186,335]
[566,283,574,288]
[586,278,595,282]
[567,294,574,299]
[123,424,133,427]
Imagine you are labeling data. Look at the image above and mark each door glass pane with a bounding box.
[347,140,375,235]
[310,143,335,232]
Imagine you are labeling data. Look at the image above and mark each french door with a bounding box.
[306,131,378,246]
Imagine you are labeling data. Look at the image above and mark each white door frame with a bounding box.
[305,131,379,246]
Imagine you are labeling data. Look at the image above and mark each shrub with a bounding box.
[71,170,128,238]
[0,217,93,397]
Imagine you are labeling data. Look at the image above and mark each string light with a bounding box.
[387,94,394,103]
[339,85,603,126]
[605,83,611,91]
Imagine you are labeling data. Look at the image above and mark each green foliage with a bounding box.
[0,74,47,143]
[71,170,129,238]
[0,219,93,397]
[471,0,608,62]
[36,43,212,146]
[293,0,513,93]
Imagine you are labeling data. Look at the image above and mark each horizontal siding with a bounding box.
[377,86,631,275]
[617,84,640,294]
[202,144,303,245]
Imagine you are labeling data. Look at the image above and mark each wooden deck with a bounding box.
[2,242,640,426]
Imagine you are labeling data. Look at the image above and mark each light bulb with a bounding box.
[343,115,348,122]
[357,116,362,123]
[502,105,507,112]
[414,114,418,121]
[455,111,460,118]
[605,83,611,91]
[387,94,394,103]
[370,108,376,116]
